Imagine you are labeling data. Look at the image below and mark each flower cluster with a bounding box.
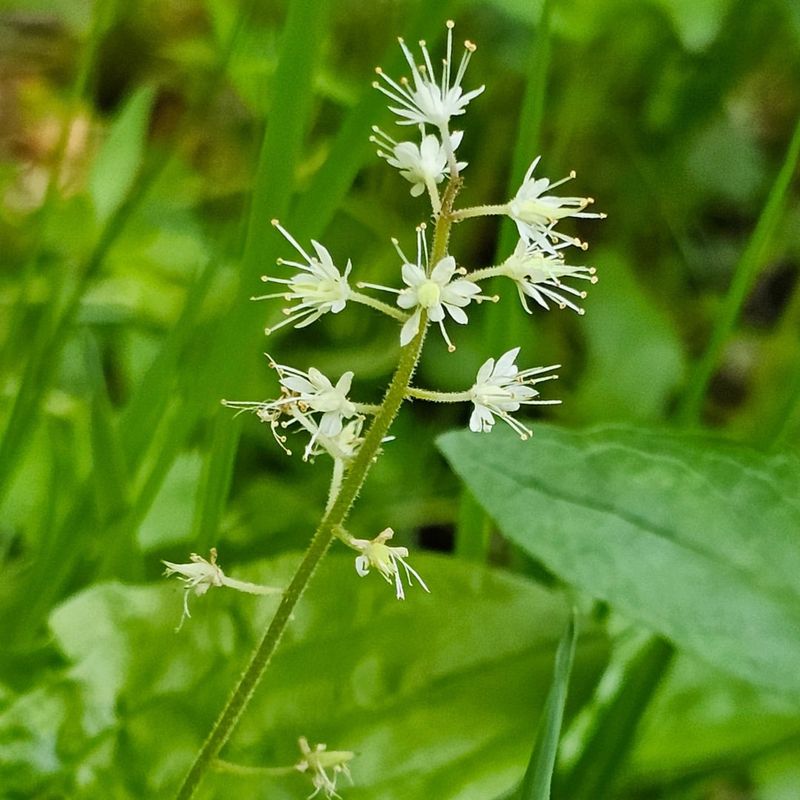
[213,21,602,609]
[222,358,368,463]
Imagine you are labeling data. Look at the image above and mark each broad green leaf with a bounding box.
[438,424,800,697]
[0,554,609,798]
[89,86,156,225]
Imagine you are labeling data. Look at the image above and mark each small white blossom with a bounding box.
[351,528,430,600]
[275,363,357,437]
[370,126,466,198]
[469,348,560,439]
[373,20,484,130]
[302,416,366,463]
[500,238,598,315]
[508,157,605,255]
[162,548,281,630]
[222,359,361,460]
[361,226,492,351]
[295,737,354,799]
[255,220,352,333]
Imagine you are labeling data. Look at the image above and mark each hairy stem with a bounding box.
[175,178,460,800]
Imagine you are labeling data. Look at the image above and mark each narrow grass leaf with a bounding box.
[518,609,578,800]
[89,85,156,225]
[558,636,675,800]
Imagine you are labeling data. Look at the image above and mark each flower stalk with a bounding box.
[174,178,460,800]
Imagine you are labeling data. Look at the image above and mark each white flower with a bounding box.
[500,238,598,315]
[469,348,561,439]
[370,126,466,197]
[302,416,366,463]
[162,549,281,630]
[351,528,429,600]
[508,157,605,255]
[361,226,491,351]
[399,253,485,350]
[275,363,357,437]
[373,20,484,129]
[223,359,361,460]
[254,220,352,333]
[295,736,354,800]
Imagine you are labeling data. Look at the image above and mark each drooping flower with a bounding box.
[373,20,485,131]
[469,347,561,439]
[500,238,598,314]
[507,157,605,255]
[222,359,361,460]
[255,220,352,333]
[351,528,429,600]
[370,126,466,200]
[274,363,357,438]
[162,549,281,630]
[295,736,354,799]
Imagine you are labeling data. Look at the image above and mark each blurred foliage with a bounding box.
[0,0,799,797]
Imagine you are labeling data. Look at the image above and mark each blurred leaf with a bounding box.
[439,424,800,697]
[0,555,608,798]
[628,652,800,786]
[89,85,156,225]
[137,451,203,551]
[574,250,686,421]
[559,636,675,800]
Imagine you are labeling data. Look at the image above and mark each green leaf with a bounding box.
[6,554,609,798]
[517,610,578,800]
[438,424,800,697]
[559,636,676,800]
[89,85,156,225]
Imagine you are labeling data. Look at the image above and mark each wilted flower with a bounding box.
[507,157,605,255]
[162,549,281,630]
[255,220,352,333]
[295,736,354,799]
[500,238,598,314]
[351,528,429,600]
[469,347,560,439]
[373,20,484,132]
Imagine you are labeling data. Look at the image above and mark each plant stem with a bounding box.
[349,290,409,321]
[174,176,461,800]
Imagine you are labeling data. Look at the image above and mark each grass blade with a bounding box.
[517,609,578,800]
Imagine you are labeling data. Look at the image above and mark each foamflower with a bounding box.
[361,227,492,351]
[351,528,429,600]
[469,347,561,439]
[295,736,354,799]
[255,220,352,333]
[500,238,598,315]
[162,549,281,630]
[371,126,466,200]
[508,157,605,255]
[373,20,484,130]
